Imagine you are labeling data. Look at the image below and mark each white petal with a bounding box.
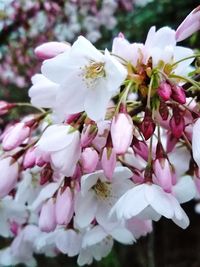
[82,226,108,248]
[145,184,174,219]
[37,124,74,152]
[70,36,104,63]
[30,182,61,210]
[77,249,93,266]
[173,175,196,203]
[81,172,100,196]
[110,227,135,244]
[41,52,70,83]
[55,73,86,115]
[173,46,194,76]
[56,229,81,256]
[74,192,97,228]
[29,74,59,108]
[104,49,127,93]
[111,184,148,220]
[112,166,133,182]
[51,131,80,176]
[169,146,190,177]
[192,118,200,167]
[84,85,112,121]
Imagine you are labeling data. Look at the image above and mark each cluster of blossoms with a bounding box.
[1,6,200,266]
[0,0,150,89]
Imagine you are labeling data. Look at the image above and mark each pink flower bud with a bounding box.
[101,147,116,180]
[169,112,185,138]
[153,158,173,192]
[171,85,186,104]
[111,113,133,154]
[159,101,169,121]
[176,6,200,42]
[55,187,74,225]
[35,42,71,60]
[0,101,15,115]
[2,123,30,151]
[80,147,99,173]
[23,147,36,169]
[166,133,177,153]
[157,82,172,101]
[140,109,155,140]
[0,157,19,198]
[81,124,98,148]
[39,198,56,232]
[132,136,148,161]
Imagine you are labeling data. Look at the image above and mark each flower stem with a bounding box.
[171,53,200,67]
[15,102,46,113]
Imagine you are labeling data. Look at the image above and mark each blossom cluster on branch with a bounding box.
[0,5,200,267]
[0,0,150,89]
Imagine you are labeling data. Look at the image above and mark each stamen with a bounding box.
[93,179,111,200]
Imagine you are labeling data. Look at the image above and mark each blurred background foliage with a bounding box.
[1,1,200,266]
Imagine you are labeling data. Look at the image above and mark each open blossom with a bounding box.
[1,6,200,265]
[40,36,127,121]
[111,183,190,229]
[112,26,194,75]
[74,166,133,228]
[36,124,81,176]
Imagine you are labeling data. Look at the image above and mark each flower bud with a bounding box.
[81,124,98,148]
[55,187,74,225]
[2,123,30,151]
[171,85,186,104]
[169,110,185,138]
[35,42,71,60]
[101,147,116,180]
[111,113,133,154]
[132,136,148,161]
[140,109,155,140]
[0,157,19,198]
[159,101,169,121]
[157,82,172,101]
[39,198,56,232]
[153,158,173,192]
[80,147,99,173]
[23,147,36,169]
[0,101,15,115]
[166,134,177,153]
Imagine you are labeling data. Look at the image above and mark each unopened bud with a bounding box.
[169,109,185,138]
[80,147,99,173]
[2,123,30,151]
[0,101,15,115]
[140,109,155,140]
[101,147,116,180]
[111,113,133,154]
[157,82,172,101]
[81,124,98,148]
[39,198,56,232]
[171,85,186,104]
[35,42,71,60]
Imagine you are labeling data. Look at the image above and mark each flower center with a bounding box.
[84,61,105,80]
[93,179,111,200]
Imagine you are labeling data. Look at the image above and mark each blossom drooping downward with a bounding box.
[1,6,200,266]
